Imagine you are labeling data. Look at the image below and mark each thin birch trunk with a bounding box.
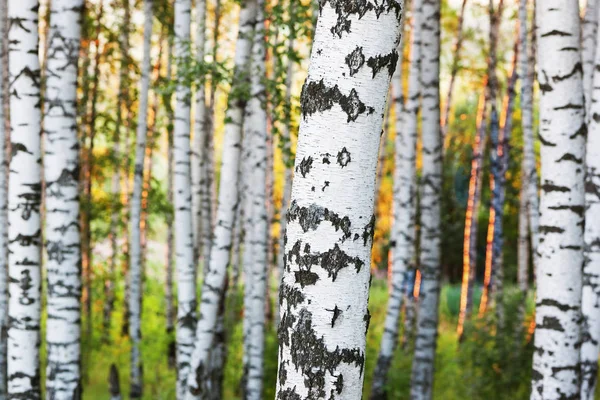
[520,0,540,281]
[7,0,42,396]
[480,35,518,317]
[410,0,441,398]
[193,0,207,263]
[174,0,197,397]
[371,6,415,397]
[128,0,153,396]
[442,0,468,139]
[275,0,404,398]
[0,0,7,396]
[44,0,84,397]
[184,0,258,396]
[582,0,598,115]
[106,0,132,340]
[518,181,529,293]
[580,4,600,398]
[531,1,586,398]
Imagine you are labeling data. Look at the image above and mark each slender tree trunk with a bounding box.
[174,0,197,397]
[193,0,207,264]
[520,0,540,282]
[582,0,598,115]
[480,35,518,317]
[518,181,529,293]
[0,0,7,396]
[109,364,121,400]
[7,0,42,397]
[371,5,417,396]
[531,1,586,398]
[165,36,176,370]
[184,0,258,396]
[441,0,467,139]
[580,4,600,398]
[242,5,269,398]
[44,0,84,398]
[106,0,132,340]
[275,1,403,398]
[410,0,441,398]
[128,0,153,396]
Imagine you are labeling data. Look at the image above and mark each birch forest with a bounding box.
[1,0,599,398]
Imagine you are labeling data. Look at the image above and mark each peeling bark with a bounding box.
[531,1,586,398]
[275,0,404,398]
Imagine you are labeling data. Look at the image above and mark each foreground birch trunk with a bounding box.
[370,5,415,396]
[531,1,586,398]
[174,0,198,396]
[44,0,84,397]
[128,0,153,396]
[0,0,7,396]
[184,0,257,396]
[7,0,42,397]
[275,0,404,397]
[580,4,600,398]
[410,0,441,398]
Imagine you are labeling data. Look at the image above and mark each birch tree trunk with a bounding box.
[275,0,404,397]
[519,0,540,280]
[243,4,268,398]
[7,0,42,397]
[184,0,257,396]
[582,0,598,114]
[371,5,416,396]
[193,0,207,262]
[441,0,467,139]
[128,0,153,396]
[410,0,441,398]
[531,1,586,398]
[518,182,529,293]
[174,0,198,397]
[44,0,84,397]
[0,0,7,396]
[580,4,600,398]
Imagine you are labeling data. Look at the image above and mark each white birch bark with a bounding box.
[243,4,268,398]
[582,0,598,115]
[410,1,441,398]
[518,180,529,293]
[580,4,600,398]
[44,0,84,398]
[519,0,540,278]
[174,0,197,397]
[193,0,207,262]
[128,0,153,396]
[0,0,7,396]
[275,0,404,397]
[7,0,42,397]
[184,0,258,396]
[531,1,586,398]
[371,6,415,397]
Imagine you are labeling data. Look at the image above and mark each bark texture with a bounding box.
[128,0,153,396]
[0,0,7,396]
[275,0,404,398]
[44,0,84,398]
[531,1,586,398]
[580,3,600,398]
[410,0,441,398]
[582,0,598,115]
[7,0,42,397]
[184,0,258,396]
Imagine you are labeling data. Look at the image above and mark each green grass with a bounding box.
[77,267,551,400]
